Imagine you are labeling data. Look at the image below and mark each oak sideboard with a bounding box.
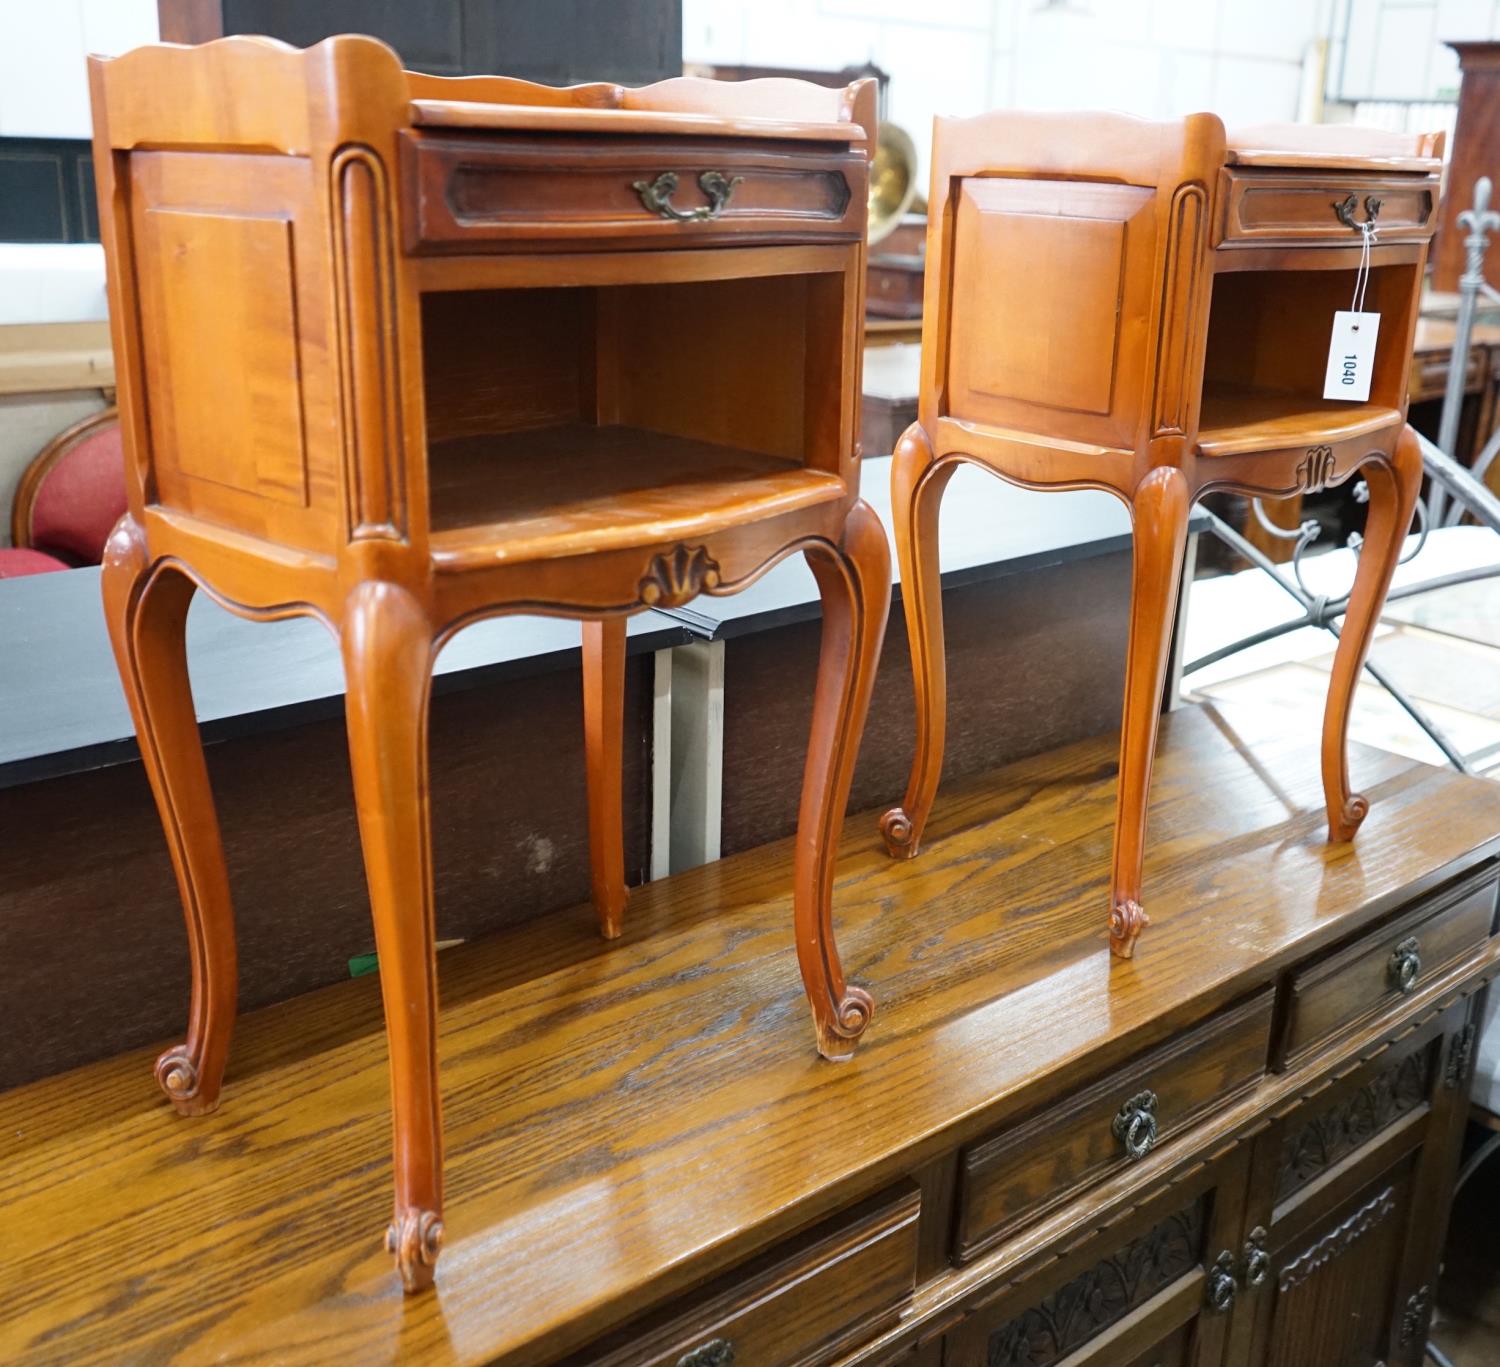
[3,701,1497,1366]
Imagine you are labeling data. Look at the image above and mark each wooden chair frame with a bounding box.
[880,111,1438,957]
[10,404,120,552]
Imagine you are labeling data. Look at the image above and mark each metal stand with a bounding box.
[1435,176,1500,526]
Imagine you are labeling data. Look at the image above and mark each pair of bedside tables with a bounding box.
[89,35,1438,1290]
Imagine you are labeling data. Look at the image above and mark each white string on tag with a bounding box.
[1350,219,1376,316]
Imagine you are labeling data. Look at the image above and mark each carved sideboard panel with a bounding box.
[983,1199,1206,1367]
[1275,1045,1431,1201]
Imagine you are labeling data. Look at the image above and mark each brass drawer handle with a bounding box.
[1333,192,1382,232]
[1388,936,1422,994]
[1243,1226,1271,1289]
[632,170,744,222]
[1205,1250,1238,1313]
[1112,1089,1159,1161]
[677,1340,735,1367]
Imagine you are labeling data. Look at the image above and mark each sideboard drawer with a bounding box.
[402,132,867,253]
[1276,874,1496,1070]
[954,991,1273,1263]
[582,1182,920,1366]
[1215,169,1438,248]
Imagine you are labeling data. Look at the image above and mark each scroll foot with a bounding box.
[879,806,920,859]
[814,986,876,1062]
[1329,793,1370,844]
[1109,898,1150,960]
[386,1207,444,1294]
[155,1046,218,1117]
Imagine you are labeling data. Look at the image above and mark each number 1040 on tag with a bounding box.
[1323,310,1379,402]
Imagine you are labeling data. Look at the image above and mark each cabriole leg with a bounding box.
[1110,467,1191,958]
[880,428,955,859]
[341,582,444,1294]
[101,516,237,1116]
[798,499,892,1059]
[1323,426,1423,841]
[582,616,629,938]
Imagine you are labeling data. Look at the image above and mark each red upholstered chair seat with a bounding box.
[25,418,128,565]
[0,547,69,578]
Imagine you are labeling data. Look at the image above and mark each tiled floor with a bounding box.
[1186,532,1500,778]
[1183,530,1500,1363]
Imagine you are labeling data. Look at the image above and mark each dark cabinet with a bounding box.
[158,0,683,85]
[1232,1007,1478,1367]
[927,947,1487,1367]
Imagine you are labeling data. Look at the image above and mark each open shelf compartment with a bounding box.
[1198,262,1415,458]
[419,272,852,559]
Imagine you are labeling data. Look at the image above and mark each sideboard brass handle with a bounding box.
[1205,1251,1238,1313]
[1243,1226,1271,1289]
[677,1339,735,1367]
[632,170,744,222]
[1388,936,1421,994]
[1333,192,1383,232]
[1112,1089,1159,1161]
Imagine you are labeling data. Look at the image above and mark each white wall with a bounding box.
[684,0,1343,186]
[1331,0,1500,103]
[0,0,158,140]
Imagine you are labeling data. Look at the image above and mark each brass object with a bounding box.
[1112,1089,1159,1161]
[869,120,920,245]
[1333,192,1383,232]
[677,1340,735,1367]
[1205,1250,1238,1312]
[1242,1226,1271,1288]
[632,170,744,222]
[1388,936,1422,994]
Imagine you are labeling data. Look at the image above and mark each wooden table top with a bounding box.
[409,100,865,143]
[1413,315,1500,353]
[5,702,1498,1365]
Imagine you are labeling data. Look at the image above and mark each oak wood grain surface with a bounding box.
[3,703,1498,1365]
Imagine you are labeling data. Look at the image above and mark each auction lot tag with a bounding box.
[1323,311,1379,402]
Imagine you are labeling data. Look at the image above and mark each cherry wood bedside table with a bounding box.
[89,34,886,1291]
[881,113,1442,958]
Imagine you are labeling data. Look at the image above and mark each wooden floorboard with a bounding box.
[3,702,1499,1366]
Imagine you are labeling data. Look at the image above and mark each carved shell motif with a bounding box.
[1295,444,1337,493]
[638,544,721,607]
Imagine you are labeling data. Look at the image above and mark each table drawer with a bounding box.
[954,991,1273,1263]
[1410,344,1486,403]
[1276,874,1497,1070]
[582,1182,920,1366]
[866,255,924,319]
[402,132,867,253]
[1215,169,1438,247]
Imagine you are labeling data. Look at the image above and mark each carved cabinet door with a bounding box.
[942,1148,1252,1367]
[1232,1003,1479,1367]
